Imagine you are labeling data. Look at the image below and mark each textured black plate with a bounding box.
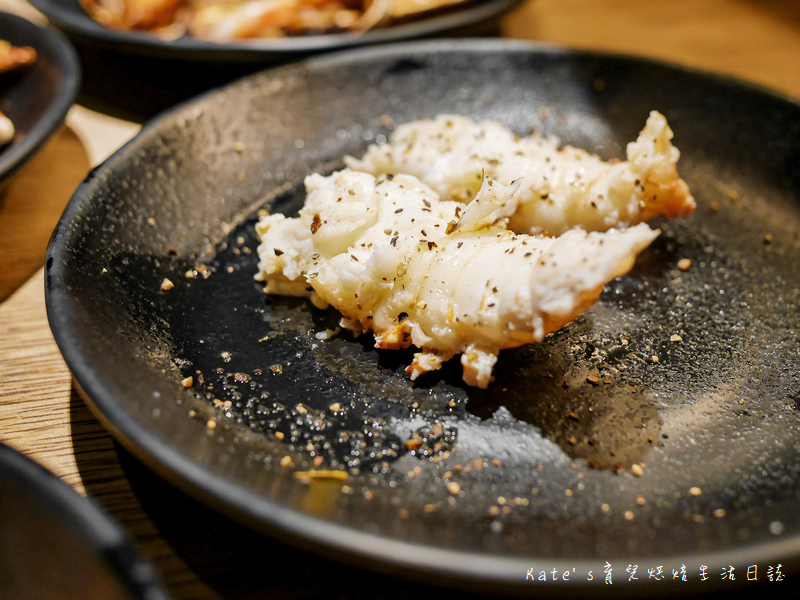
[0,12,80,188]
[46,40,800,597]
[0,441,169,599]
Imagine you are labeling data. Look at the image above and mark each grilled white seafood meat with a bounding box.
[345,110,695,236]
[256,169,658,387]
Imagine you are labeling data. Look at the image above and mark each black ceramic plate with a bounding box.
[31,0,521,61]
[30,0,521,118]
[46,40,800,597]
[0,441,169,599]
[0,12,80,188]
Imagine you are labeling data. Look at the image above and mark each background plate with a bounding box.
[0,12,80,189]
[46,40,800,597]
[0,441,169,599]
[30,0,522,118]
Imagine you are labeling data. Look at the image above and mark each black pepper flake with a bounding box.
[398,312,409,322]
[427,241,437,250]
[274,248,284,256]
[423,199,431,208]
[311,214,322,234]
[395,208,403,214]
[390,236,398,247]
[386,173,394,180]
[350,255,359,262]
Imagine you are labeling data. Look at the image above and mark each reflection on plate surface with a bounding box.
[46,40,800,595]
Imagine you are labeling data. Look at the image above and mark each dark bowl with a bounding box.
[30,0,523,119]
[0,12,80,189]
[0,441,170,600]
[46,40,800,597]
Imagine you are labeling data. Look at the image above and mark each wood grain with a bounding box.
[0,128,90,300]
[505,0,800,99]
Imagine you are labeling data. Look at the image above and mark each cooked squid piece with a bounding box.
[345,110,695,236]
[256,169,658,387]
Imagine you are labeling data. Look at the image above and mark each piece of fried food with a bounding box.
[0,110,14,146]
[80,0,472,38]
[79,0,186,30]
[0,40,37,75]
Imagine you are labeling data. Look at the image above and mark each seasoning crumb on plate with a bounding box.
[292,469,348,481]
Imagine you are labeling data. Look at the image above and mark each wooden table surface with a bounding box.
[1,1,799,598]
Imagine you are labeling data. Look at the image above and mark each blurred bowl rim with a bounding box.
[0,441,171,599]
